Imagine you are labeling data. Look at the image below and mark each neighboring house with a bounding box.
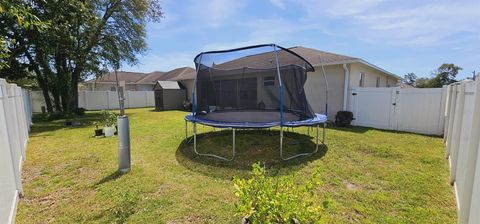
[84,71,166,91]
[83,68,196,94]
[82,46,399,119]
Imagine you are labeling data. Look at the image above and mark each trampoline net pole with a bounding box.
[273,44,284,126]
[192,54,203,116]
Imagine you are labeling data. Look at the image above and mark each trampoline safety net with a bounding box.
[193,44,315,124]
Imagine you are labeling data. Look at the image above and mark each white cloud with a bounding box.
[296,0,480,46]
[269,0,286,10]
[298,0,383,17]
[352,2,480,46]
[202,17,326,50]
[185,0,247,27]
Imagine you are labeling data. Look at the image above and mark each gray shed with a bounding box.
[154,81,186,111]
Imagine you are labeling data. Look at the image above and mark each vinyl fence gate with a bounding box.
[350,87,447,135]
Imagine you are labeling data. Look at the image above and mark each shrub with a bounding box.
[233,163,325,224]
[100,110,117,127]
[73,107,86,116]
[47,111,66,120]
[335,111,354,127]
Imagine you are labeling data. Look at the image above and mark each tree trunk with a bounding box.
[51,88,62,112]
[69,68,81,111]
[35,75,53,113]
[25,51,54,113]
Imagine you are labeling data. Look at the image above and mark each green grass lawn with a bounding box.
[16,108,456,223]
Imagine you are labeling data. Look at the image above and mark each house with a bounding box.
[288,46,400,119]
[83,67,197,94]
[81,46,399,119]
[83,71,166,91]
[179,46,400,120]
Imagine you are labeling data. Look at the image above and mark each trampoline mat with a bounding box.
[185,110,327,128]
[197,110,300,123]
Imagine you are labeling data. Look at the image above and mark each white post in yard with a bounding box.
[115,71,131,173]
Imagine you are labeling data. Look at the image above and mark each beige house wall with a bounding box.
[179,79,194,101]
[346,63,399,111]
[304,64,345,120]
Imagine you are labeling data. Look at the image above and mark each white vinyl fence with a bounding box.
[0,79,32,224]
[350,87,447,135]
[30,90,155,112]
[444,79,480,224]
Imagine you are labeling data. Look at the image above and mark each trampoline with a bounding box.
[185,44,328,161]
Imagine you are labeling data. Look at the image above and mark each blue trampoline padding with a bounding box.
[184,113,327,129]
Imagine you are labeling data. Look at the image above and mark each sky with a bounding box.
[123,0,480,80]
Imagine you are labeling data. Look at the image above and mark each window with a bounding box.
[376,77,380,87]
[263,76,275,86]
[110,86,116,91]
[359,73,365,87]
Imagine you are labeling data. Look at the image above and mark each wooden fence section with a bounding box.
[350,87,447,135]
[0,79,32,224]
[30,90,155,112]
[444,79,480,224]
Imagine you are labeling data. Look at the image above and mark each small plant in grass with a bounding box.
[93,121,103,136]
[101,110,117,127]
[233,163,325,224]
[100,110,117,137]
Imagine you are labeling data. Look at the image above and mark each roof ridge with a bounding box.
[290,46,358,60]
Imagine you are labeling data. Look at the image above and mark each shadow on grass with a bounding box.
[329,124,443,138]
[30,112,103,135]
[94,170,126,186]
[328,125,370,134]
[176,129,328,179]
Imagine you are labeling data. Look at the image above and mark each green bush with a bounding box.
[73,107,86,116]
[100,110,117,127]
[233,163,326,224]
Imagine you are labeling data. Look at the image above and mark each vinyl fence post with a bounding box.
[444,85,452,142]
[446,84,458,158]
[449,82,466,184]
[460,78,480,224]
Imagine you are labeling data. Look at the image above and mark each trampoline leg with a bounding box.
[192,125,235,161]
[280,124,320,161]
[185,121,188,140]
[193,123,197,154]
[280,127,284,159]
[232,128,236,159]
[322,122,326,144]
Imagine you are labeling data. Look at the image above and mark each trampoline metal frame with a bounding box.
[185,120,326,161]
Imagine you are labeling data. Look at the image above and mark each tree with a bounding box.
[1,0,163,113]
[429,63,461,87]
[416,63,461,88]
[402,73,417,86]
